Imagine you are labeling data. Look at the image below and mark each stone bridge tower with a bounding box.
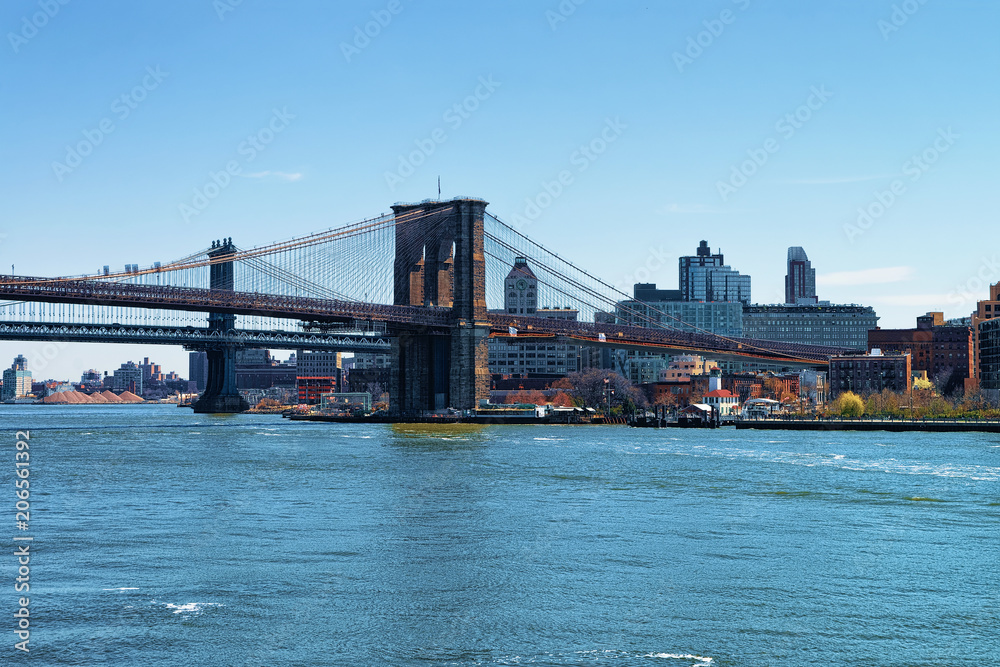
[193,238,250,414]
[390,198,490,415]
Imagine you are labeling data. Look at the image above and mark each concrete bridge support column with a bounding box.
[194,238,249,414]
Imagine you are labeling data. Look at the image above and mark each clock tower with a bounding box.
[505,257,538,315]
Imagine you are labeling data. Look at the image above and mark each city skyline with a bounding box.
[2,1,997,378]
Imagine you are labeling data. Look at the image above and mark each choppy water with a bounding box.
[4,405,998,665]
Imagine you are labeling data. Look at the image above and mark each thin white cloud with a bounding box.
[242,171,303,181]
[817,266,915,287]
[777,174,896,185]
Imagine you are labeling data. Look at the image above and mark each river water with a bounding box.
[4,405,998,665]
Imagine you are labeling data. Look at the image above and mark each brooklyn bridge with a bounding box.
[0,198,846,414]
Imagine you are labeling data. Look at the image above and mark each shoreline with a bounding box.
[736,418,1000,433]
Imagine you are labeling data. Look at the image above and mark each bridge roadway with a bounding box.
[0,321,392,352]
[0,275,453,327]
[0,275,840,365]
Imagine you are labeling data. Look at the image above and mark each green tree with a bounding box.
[835,391,864,417]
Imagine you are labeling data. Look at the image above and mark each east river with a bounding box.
[4,405,998,665]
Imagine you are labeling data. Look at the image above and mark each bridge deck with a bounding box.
[1,276,842,364]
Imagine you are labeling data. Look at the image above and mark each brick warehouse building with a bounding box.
[829,351,911,398]
[868,312,973,394]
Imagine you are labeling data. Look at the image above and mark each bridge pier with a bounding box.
[390,198,490,415]
[193,239,249,414]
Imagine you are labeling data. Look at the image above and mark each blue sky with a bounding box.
[1,0,997,380]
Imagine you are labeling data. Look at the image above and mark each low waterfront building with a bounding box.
[828,350,911,398]
[703,389,740,417]
[639,379,692,406]
[320,392,372,413]
[236,349,297,390]
[345,352,391,397]
[297,351,343,405]
[660,355,718,381]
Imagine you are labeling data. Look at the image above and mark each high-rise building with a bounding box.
[504,257,538,315]
[972,281,1000,382]
[678,241,751,305]
[979,317,1000,398]
[785,247,817,305]
[2,355,32,401]
[112,361,143,394]
[80,369,102,386]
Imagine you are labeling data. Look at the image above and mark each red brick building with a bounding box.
[640,380,692,406]
[868,312,973,394]
[829,351,911,398]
